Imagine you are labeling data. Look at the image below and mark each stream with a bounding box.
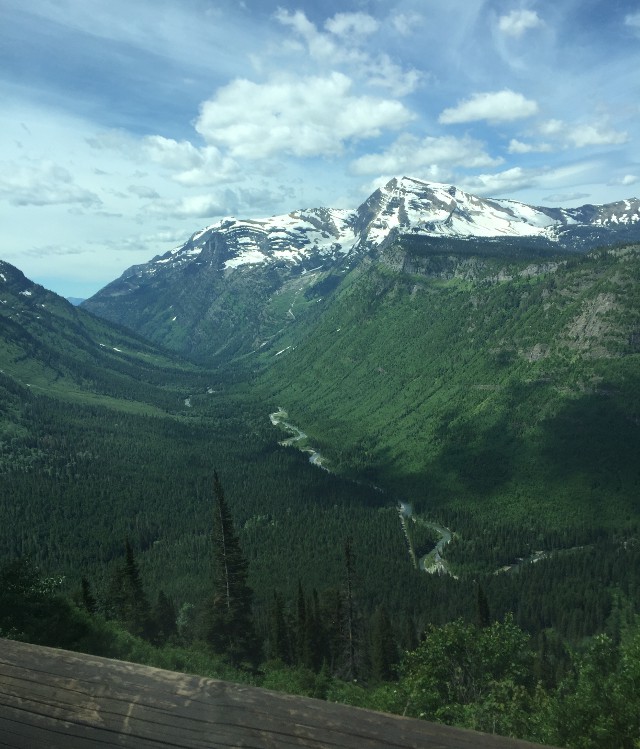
[399,502,456,577]
[270,408,455,575]
[269,408,327,469]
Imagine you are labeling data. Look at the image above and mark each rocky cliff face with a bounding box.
[82,177,640,362]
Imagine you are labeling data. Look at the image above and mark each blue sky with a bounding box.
[1,0,639,297]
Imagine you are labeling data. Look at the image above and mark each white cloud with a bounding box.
[0,161,102,208]
[274,9,421,94]
[439,90,538,124]
[324,12,379,38]
[351,133,501,175]
[498,10,542,38]
[195,73,413,159]
[142,136,238,186]
[508,139,552,154]
[625,12,640,32]
[539,119,565,137]
[461,167,536,196]
[567,124,629,148]
[609,174,638,187]
[147,194,230,220]
[391,13,424,36]
[143,136,202,170]
[538,120,629,148]
[366,55,423,96]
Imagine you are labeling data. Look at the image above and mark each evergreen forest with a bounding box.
[1,243,640,748]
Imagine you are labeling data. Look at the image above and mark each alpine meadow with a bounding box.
[2,177,640,746]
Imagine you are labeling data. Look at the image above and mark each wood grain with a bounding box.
[0,639,555,749]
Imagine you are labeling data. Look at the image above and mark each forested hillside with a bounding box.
[258,243,640,525]
[2,247,640,747]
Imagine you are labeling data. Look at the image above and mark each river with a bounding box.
[270,409,455,575]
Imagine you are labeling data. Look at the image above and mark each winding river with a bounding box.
[269,408,327,469]
[399,502,456,577]
[270,408,455,575]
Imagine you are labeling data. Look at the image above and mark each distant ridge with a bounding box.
[82,177,640,362]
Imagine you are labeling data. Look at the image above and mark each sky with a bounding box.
[2,0,639,298]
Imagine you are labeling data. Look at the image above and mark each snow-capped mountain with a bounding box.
[83,177,640,362]
[148,207,355,278]
[354,177,640,246]
[111,177,640,281]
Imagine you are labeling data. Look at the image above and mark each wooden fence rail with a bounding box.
[0,639,556,749]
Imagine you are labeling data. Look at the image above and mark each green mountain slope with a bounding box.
[257,242,640,528]
[0,260,208,411]
[3,251,640,648]
[0,260,410,617]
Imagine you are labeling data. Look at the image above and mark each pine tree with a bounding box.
[205,471,261,667]
[268,590,291,664]
[295,580,310,667]
[338,536,363,680]
[476,581,491,628]
[80,576,97,615]
[152,590,177,645]
[106,539,151,638]
[370,605,398,682]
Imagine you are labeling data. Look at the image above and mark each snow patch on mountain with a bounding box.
[101,176,640,289]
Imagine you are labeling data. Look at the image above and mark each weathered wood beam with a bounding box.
[0,639,555,749]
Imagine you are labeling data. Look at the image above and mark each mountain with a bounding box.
[0,261,406,615]
[3,238,640,660]
[258,241,640,528]
[0,259,206,411]
[82,177,640,362]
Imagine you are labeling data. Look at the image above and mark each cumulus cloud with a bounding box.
[538,119,628,148]
[195,73,413,159]
[141,136,238,186]
[439,90,538,124]
[324,12,379,38]
[609,174,638,187]
[567,124,629,148]
[146,194,230,219]
[508,139,552,154]
[351,133,501,176]
[0,161,102,208]
[461,167,536,196]
[143,136,202,170]
[498,9,542,37]
[274,9,421,95]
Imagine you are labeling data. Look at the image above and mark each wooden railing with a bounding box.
[0,638,556,748]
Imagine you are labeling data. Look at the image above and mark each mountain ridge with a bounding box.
[81,177,640,362]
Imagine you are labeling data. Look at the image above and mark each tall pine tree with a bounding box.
[205,472,261,667]
[106,539,151,638]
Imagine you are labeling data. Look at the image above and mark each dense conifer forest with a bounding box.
[2,246,640,747]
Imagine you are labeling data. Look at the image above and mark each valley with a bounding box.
[2,178,640,747]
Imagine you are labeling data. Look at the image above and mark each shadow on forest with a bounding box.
[387,373,640,517]
[540,377,640,498]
